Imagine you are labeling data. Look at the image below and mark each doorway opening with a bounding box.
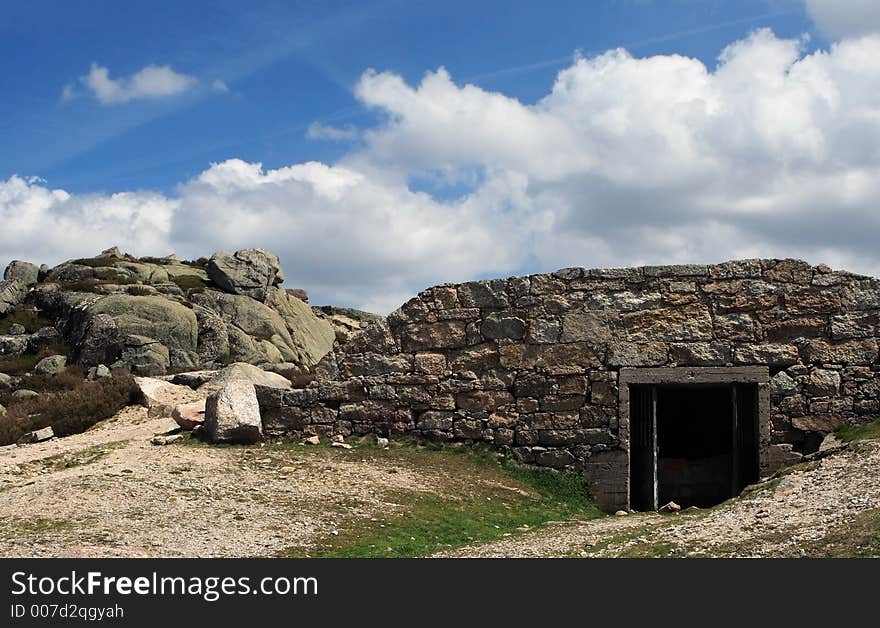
[629,382,759,511]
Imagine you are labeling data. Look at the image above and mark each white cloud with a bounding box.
[806,0,880,39]
[306,122,359,141]
[80,63,198,105]
[9,28,880,312]
[211,79,229,94]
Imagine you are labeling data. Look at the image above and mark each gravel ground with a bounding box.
[440,441,880,558]
[0,397,435,557]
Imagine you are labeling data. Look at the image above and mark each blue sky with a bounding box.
[1,0,816,193]
[3,1,880,311]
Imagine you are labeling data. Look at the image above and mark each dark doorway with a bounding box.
[630,383,759,510]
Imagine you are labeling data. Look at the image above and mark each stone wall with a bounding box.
[256,258,880,510]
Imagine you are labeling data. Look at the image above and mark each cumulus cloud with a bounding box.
[806,0,880,39]
[8,28,880,311]
[79,63,198,104]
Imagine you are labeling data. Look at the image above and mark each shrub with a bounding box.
[181,257,209,269]
[170,275,208,294]
[0,374,139,445]
[0,307,54,334]
[0,341,68,376]
[70,256,125,268]
[59,277,137,293]
[137,256,175,266]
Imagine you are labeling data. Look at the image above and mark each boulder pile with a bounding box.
[0,247,341,376]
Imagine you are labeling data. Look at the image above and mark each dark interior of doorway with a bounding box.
[630,383,759,511]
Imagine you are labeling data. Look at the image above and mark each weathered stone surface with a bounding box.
[830,312,878,340]
[669,342,731,366]
[172,400,206,430]
[456,390,514,412]
[458,280,509,308]
[621,304,713,342]
[763,317,827,342]
[840,279,880,310]
[800,339,879,365]
[792,415,846,432]
[204,380,263,444]
[481,313,526,340]
[0,279,25,316]
[713,313,756,341]
[4,261,39,286]
[399,321,467,352]
[414,352,447,375]
[500,342,604,371]
[733,344,799,366]
[80,294,198,371]
[763,259,813,284]
[805,368,840,397]
[0,334,28,356]
[206,248,283,302]
[118,336,171,376]
[449,344,499,373]
[200,363,292,392]
[17,426,54,444]
[607,343,668,367]
[12,389,38,400]
[770,371,798,398]
[133,377,192,417]
[34,354,67,376]
[560,309,613,343]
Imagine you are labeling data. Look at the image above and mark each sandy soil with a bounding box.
[0,386,435,558]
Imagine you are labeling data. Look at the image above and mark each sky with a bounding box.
[3,0,880,312]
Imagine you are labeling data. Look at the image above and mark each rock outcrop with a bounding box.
[206,249,283,302]
[4,261,40,286]
[2,247,337,376]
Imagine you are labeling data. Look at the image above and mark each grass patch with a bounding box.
[836,419,880,443]
[16,441,126,476]
[278,440,602,558]
[1,517,77,536]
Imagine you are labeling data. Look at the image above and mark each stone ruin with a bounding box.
[254,258,880,511]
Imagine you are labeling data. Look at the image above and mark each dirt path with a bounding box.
[440,441,880,558]
[0,387,438,557]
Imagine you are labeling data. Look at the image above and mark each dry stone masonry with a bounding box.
[257,258,880,511]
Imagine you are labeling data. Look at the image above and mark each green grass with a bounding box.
[836,419,880,443]
[276,439,602,558]
[1,517,77,536]
[14,441,126,476]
